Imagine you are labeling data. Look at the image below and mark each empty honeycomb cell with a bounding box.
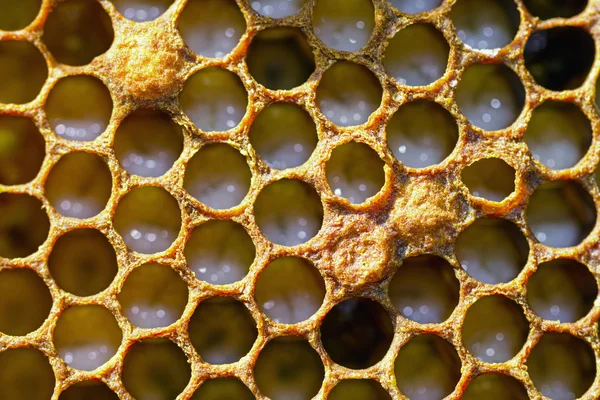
[0,269,52,336]
[0,0,41,30]
[254,179,323,246]
[0,193,50,259]
[46,75,113,142]
[320,298,394,369]
[0,41,47,104]
[528,333,596,399]
[525,101,592,170]
[180,67,248,132]
[316,61,382,127]
[178,0,245,58]
[45,152,112,219]
[184,143,251,210]
[43,0,114,66]
[386,100,458,168]
[59,381,119,400]
[255,256,325,324]
[389,0,441,14]
[383,24,449,86]
[0,115,45,186]
[462,295,529,363]
[188,297,257,364]
[0,348,55,400]
[455,217,529,284]
[122,338,191,399]
[254,336,324,399]
[185,220,255,285]
[113,0,173,22]
[113,186,182,254]
[53,305,123,371]
[456,63,525,131]
[451,0,519,50]
[527,259,596,323]
[48,229,117,297]
[523,0,587,19]
[389,255,460,324]
[524,27,595,91]
[249,102,318,169]
[312,0,374,52]
[191,378,254,400]
[462,373,528,400]
[326,141,385,204]
[525,180,596,248]
[118,263,189,328]
[114,109,184,178]
[394,334,461,400]
[251,0,307,18]
[329,380,390,400]
[247,28,315,90]
[460,158,516,202]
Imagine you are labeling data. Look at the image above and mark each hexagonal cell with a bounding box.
[255,256,325,324]
[525,180,596,248]
[313,0,374,52]
[48,229,118,297]
[395,334,461,400]
[383,24,449,86]
[54,305,122,371]
[181,67,248,132]
[463,374,528,400]
[45,152,112,219]
[114,109,184,178]
[321,298,394,369]
[389,255,460,324]
[59,381,119,400]
[178,0,246,58]
[524,0,587,19]
[527,259,597,323]
[389,0,441,14]
[524,27,595,91]
[329,380,390,400]
[0,0,41,30]
[113,186,182,254]
[528,333,595,399]
[189,297,257,364]
[0,115,45,185]
[0,269,52,336]
[118,263,189,328]
[0,348,55,400]
[461,158,516,202]
[387,100,458,168]
[249,103,318,169]
[254,336,324,399]
[317,61,382,127]
[46,75,113,142]
[184,144,251,210]
[456,63,525,131]
[185,220,255,285]
[247,28,315,90]
[254,179,323,246]
[451,0,519,50]
[455,217,529,284]
[0,193,50,259]
[462,295,529,363]
[326,141,385,204]
[122,338,191,399]
[525,101,592,170]
[113,0,173,22]
[191,378,254,400]
[43,0,113,66]
[251,0,307,17]
[0,41,47,104]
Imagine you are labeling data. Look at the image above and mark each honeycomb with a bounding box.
[0,0,600,399]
